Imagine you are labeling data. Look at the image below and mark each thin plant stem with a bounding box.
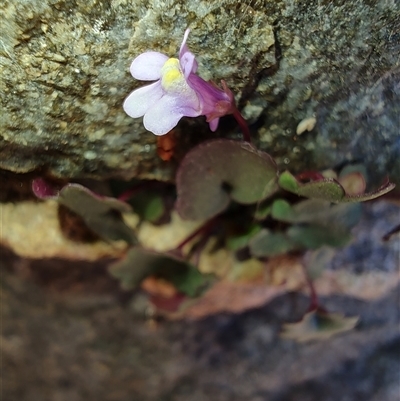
[175,218,217,252]
[118,181,164,202]
[301,264,324,312]
[232,108,251,143]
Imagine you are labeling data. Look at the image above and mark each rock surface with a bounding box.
[2,253,399,401]
[2,198,399,401]
[1,0,399,183]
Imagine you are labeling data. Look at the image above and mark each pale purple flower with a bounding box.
[123,29,235,135]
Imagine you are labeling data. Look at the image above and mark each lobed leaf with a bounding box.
[109,247,211,297]
[32,179,136,244]
[287,225,352,249]
[249,229,297,257]
[279,171,345,202]
[281,309,359,342]
[278,171,395,203]
[176,139,278,220]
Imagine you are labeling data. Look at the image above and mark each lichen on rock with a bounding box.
[0,0,398,184]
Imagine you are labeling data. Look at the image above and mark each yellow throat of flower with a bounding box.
[161,58,185,91]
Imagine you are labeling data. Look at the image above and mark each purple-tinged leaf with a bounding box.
[341,180,396,202]
[176,139,278,220]
[109,247,211,297]
[279,171,395,203]
[32,179,136,244]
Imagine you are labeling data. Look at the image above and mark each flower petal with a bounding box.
[179,29,191,56]
[179,29,198,77]
[208,118,220,132]
[123,81,163,118]
[143,94,201,136]
[130,51,168,80]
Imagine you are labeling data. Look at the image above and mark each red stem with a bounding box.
[175,218,217,252]
[301,264,321,312]
[118,181,163,202]
[232,109,251,143]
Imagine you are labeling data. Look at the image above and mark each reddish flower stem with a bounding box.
[118,181,164,202]
[232,108,251,143]
[301,264,322,312]
[382,223,400,241]
[175,218,217,252]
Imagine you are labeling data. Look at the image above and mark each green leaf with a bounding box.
[226,224,261,250]
[129,192,165,223]
[278,171,299,193]
[58,185,136,244]
[341,180,396,202]
[281,310,359,342]
[278,171,395,203]
[249,229,297,257]
[271,199,361,230]
[254,200,272,220]
[279,171,345,202]
[287,224,352,249]
[271,199,297,222]
[109,247,211,297]
[304,246,337,280]
[176,139,279,220]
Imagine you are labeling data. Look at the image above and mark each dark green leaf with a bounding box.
[278,171,395,203]
[278,171,345,202]
[341,180,396,202]
[176,139,278,220]
[271,199,297,222]
[58,184,136,244]
[226,224,261,250]
[304,246,337,280]
[287,224,352,249]
[281,309,359,342]
[254,199,272,220]
[271,199,362,230]
[129,192,165,223]
[249,229,297,257]
[109,247,211,297]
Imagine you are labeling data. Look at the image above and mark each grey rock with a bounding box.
[2,253,399,401]
[0,0,399,183]
[2,200,399,401]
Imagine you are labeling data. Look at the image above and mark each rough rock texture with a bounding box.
[1,0,399,183]
[2,199,399,401]
[2,255,399,401]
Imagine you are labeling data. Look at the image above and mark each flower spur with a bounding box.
[123,29,237,136]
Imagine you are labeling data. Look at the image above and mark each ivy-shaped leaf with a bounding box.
[279,171,345,202]
[287,225,352,249]
[281,309,359,342]
[254,199,272,220]
[340,179,396,202]
[128,191,166,223]
[271,199,362,230]
[32,178,136,244]
[226,224,261,251]
[249,229,297,257]
[109,247,211,297]
[278,171,395,203]
[176,139,279,220]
